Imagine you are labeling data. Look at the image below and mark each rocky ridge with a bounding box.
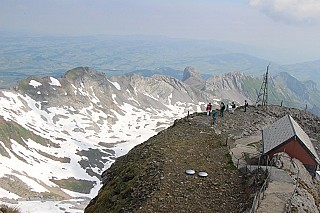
[15,66,320,117]
[85,105,320,212]
[0,66,224,210]
[1,66,320,211]
[182,66,206,90]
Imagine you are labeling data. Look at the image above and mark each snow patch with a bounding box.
[108,80,121,90]
[143,93,158,101]
[0,89,206,212]
[112,94,118,104]
[168,93,173,105]
[15,174,49,193]
[49,77,61,87]
[0,199,87,213]
[0,187,20,199]
[29,80,42,88]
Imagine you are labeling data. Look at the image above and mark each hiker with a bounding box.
[231,101,236,113]
[244,100,249,112]
[220,102,225,117]
[206,102,212,116]
[211,110,218,126]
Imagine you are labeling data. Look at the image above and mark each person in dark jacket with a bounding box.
[231,101,236,113]
[220,102,225,117]
[244,100,249,112]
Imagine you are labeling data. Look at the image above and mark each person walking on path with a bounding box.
[206,103,212,116]
[211,110,218,126]
[244,100,249,112]
[220,102,225,117]
[231,101,236,114]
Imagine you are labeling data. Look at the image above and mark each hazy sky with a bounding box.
[1,0,320,63]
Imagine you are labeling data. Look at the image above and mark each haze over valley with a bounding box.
[1,34,320,91]
[1,0,320,212]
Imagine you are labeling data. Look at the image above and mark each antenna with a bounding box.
[256,64,269,107]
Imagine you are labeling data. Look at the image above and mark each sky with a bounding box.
[1,0,320,63]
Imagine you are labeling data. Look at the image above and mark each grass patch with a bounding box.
[64,67,87,81]
[77,148,111,171]
[225,153,236,170]
[37,150,71,163]
[0,142,9,157]
[84,141,160,213]
[86,161,141,213]
[17,76,40,92]
[50,177,95,194]
[0,117,59,158]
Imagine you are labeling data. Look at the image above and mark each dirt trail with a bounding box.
[86,105,320,213]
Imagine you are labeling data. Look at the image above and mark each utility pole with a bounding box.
[256,65,269,108]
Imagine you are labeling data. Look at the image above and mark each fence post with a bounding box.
[281,100,283,107]
[305,104,307,112]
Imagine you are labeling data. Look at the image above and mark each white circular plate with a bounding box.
[185,169,196,175]
[198,171,208,177]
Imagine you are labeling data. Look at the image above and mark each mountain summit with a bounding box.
[182,66,205,89]
[85,105,320,212]
[0,67,320,212]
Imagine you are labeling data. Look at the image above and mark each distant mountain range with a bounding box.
[0,34,319,89]
[0,66,319,212]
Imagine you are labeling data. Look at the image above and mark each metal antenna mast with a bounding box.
[256,65,269,107]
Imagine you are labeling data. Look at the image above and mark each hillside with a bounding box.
[85,105,320,212]
[85,112,253,213]
[284,59,320,88]
[0,67,320,212]
[201,71,320,116]
[0,67,214,212]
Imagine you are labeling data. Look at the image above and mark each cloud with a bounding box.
[249,0,320,24]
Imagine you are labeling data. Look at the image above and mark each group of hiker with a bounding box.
[206,100,249,126]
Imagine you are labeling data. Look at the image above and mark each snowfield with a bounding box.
[0,76,219,212]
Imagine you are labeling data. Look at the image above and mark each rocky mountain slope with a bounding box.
[199,70,320,116]
[0,66,319,212]
[284,59,320,87]
[0,67,219,212]
[85,112,252,213]
[85,105,320,212]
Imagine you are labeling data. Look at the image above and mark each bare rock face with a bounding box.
[16,67,212,113]
[205,71,246,90]
[273,152,319,213]
[182,66,205,90]
[204,72,253,104]
[291,187,319,213]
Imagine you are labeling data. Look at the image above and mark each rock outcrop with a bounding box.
[182,66,205,90]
